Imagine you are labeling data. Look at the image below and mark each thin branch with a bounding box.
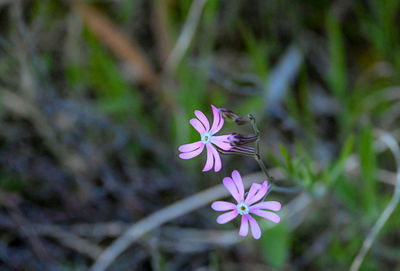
[349,131,400,271]
[90,172,263,271]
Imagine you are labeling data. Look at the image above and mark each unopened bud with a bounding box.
[219,108,247,125]
[228,133,258,146]
[217,145,256,157]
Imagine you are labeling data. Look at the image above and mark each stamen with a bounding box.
[236,202,249,215]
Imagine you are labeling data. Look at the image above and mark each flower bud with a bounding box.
[228,133,258,146]
[217,145,256,157]
[219,108,247,125]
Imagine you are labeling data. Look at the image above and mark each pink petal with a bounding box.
[178,144,205,159]
[210,105,224,134]
[194,110,210,131]
[211,201,236,211]
[248,215,262,239]
[190,118,206,134]
[238,215,249,237]
[216,210,238,224]
[212,135,230,141]
[250,209,281,223]
[250,201,281,211]
[245,181,268,205]
[244,183,261,204]
[210,145,222,172]
[231,170,244,202]
[202,144,214,171]
[211,136,232,151]
[178,141,203,153]
[223,177,241,203]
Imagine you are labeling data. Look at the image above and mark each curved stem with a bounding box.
[248,114,301,195]
[254,154,273,180]
[248,114,273,180]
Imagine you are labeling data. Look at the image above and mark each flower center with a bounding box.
[201,132,212,144]
[236,202,249,215]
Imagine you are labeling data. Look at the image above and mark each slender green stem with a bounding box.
[248,114,273,181]
[254,154,273,180]
[248,114,301,195]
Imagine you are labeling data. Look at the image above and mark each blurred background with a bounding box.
[1,0,400,270]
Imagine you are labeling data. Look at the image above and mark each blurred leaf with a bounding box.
[334,175,359,212]
[324,135,354,185]
[295,143,314,183]
[116,0,136,23]
[175,64,207,147]
[280,144,293,175]
[359,126,377,215]
[235,96,263,118]
[298,66,315,143]
[261,222,290,269]
[199,0,219,54]
[327,14,346,99]
[76,3,159,89]
[241,25,269,76]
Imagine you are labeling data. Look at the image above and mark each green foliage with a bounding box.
[326,14,347,100]
[241,26,269,77]
[175,64,207,145]
[359,126,377,215]
[261,222,290,269]
[334,175,360,213]
[199,0,220,54]
[323,135,354,186]
[116,0,136,23]
[268,143,316,189]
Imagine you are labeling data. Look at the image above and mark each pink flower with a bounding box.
[211,170,281,239]
[178,105,232,172]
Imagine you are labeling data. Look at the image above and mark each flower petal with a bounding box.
[250,201,281,211]
[211,201,236,211]
[178,144,205,159]
[202,144,214,171]
[216,210,238,224]
[190,118,206,134]
[194,110,210,131]
[231,170,244,202]
[223,177,241,203]
[210,145,222,172]
[238,215,249,237]
[210,105,224,134]
[211,135,232,151]
[178,141,203,153]
[250,209,281,224]
[244,183,261,204]
[248,215,262,239]
[245,181,268,205]
[212,135,230,141]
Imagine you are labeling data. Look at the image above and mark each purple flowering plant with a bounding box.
[178,105,284,239]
